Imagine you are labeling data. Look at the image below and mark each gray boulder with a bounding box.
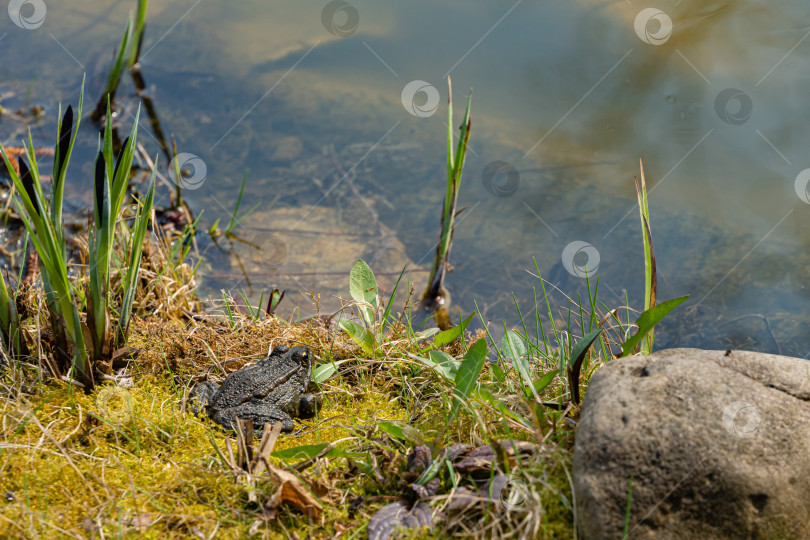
[573,348,810,539]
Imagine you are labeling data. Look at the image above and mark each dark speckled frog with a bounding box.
[189,345,321,434]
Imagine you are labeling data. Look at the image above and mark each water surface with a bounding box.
[2,0,810,355]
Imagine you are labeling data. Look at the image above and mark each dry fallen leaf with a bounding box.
[367,501,436,540]
[266,463,324,517]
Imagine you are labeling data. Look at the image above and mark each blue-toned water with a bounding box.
[2,0,810,355]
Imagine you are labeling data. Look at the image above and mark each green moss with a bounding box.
[0,309,589,539]
[0,371,419,538]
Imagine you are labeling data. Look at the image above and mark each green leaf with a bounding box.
[381,265,406,332]
[349,259,378,307]
[568,328,603,369]
[376,421,423,444]
[533,369,559,394]
[271,443,329,460]
[502,330,535,400]
[338,318,374,355]
[427,350,459,381]
[349,259,377,327]
[476,386,532,429]
[490,362,505,384]
[271,443,363,460]
[501,330,527,361]
[567,328,603,405]
[312,359,348,384]
[448,338,487,423]
[621,296,689,357]
[433,311,475,347]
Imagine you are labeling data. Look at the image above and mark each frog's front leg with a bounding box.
[211,401,295,433]
[298,393,322,419]
[188,381,220,416]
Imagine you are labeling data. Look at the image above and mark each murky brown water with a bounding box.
[3,0,810,355]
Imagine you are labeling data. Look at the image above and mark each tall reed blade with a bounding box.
[129,0,149,67]
[0,266,20,356]
[51,76,84,230]
[0,125,91,384]
[117,161,156,346]
[92,13,133,121]
[423,76,472,309]
[635,159,656,355]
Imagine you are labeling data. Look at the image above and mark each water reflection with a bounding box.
[2,0,810,354]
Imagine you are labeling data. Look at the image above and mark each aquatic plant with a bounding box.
[91,0,149,122]
[1,87,90,382]
[422,77,472,317]
[0,82,156,388]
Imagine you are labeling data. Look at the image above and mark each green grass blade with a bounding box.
[98,14,133,112]
[51,76,84,230]
[621,295,689,357]
[117,162,156,345]
[129,0,148,67]
[448,337,487,424]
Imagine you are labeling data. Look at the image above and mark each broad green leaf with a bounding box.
[490,362,506,384]
[621,296,689,357]
[434,311,475,347]
[312,359,349,384]
[271,443,329,460]
[376,421,423,444]
[271,442,363,460]
[533,369,559,394]
[410,351,455,381]
[339,318,374,355]
[427,350,459,381]
[568,328,603,369]
[501,330,527,361]
[415,328,440,342]
[349,259,378,308]
[567,328,603,405]
[448,338,487,423]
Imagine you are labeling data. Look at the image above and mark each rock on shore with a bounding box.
[573,348,810,539]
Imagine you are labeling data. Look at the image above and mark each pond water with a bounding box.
[2,0,810,355]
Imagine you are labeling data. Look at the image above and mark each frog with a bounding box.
[189,344,321,434]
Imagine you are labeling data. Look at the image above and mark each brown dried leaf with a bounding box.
[266,464,323,517]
